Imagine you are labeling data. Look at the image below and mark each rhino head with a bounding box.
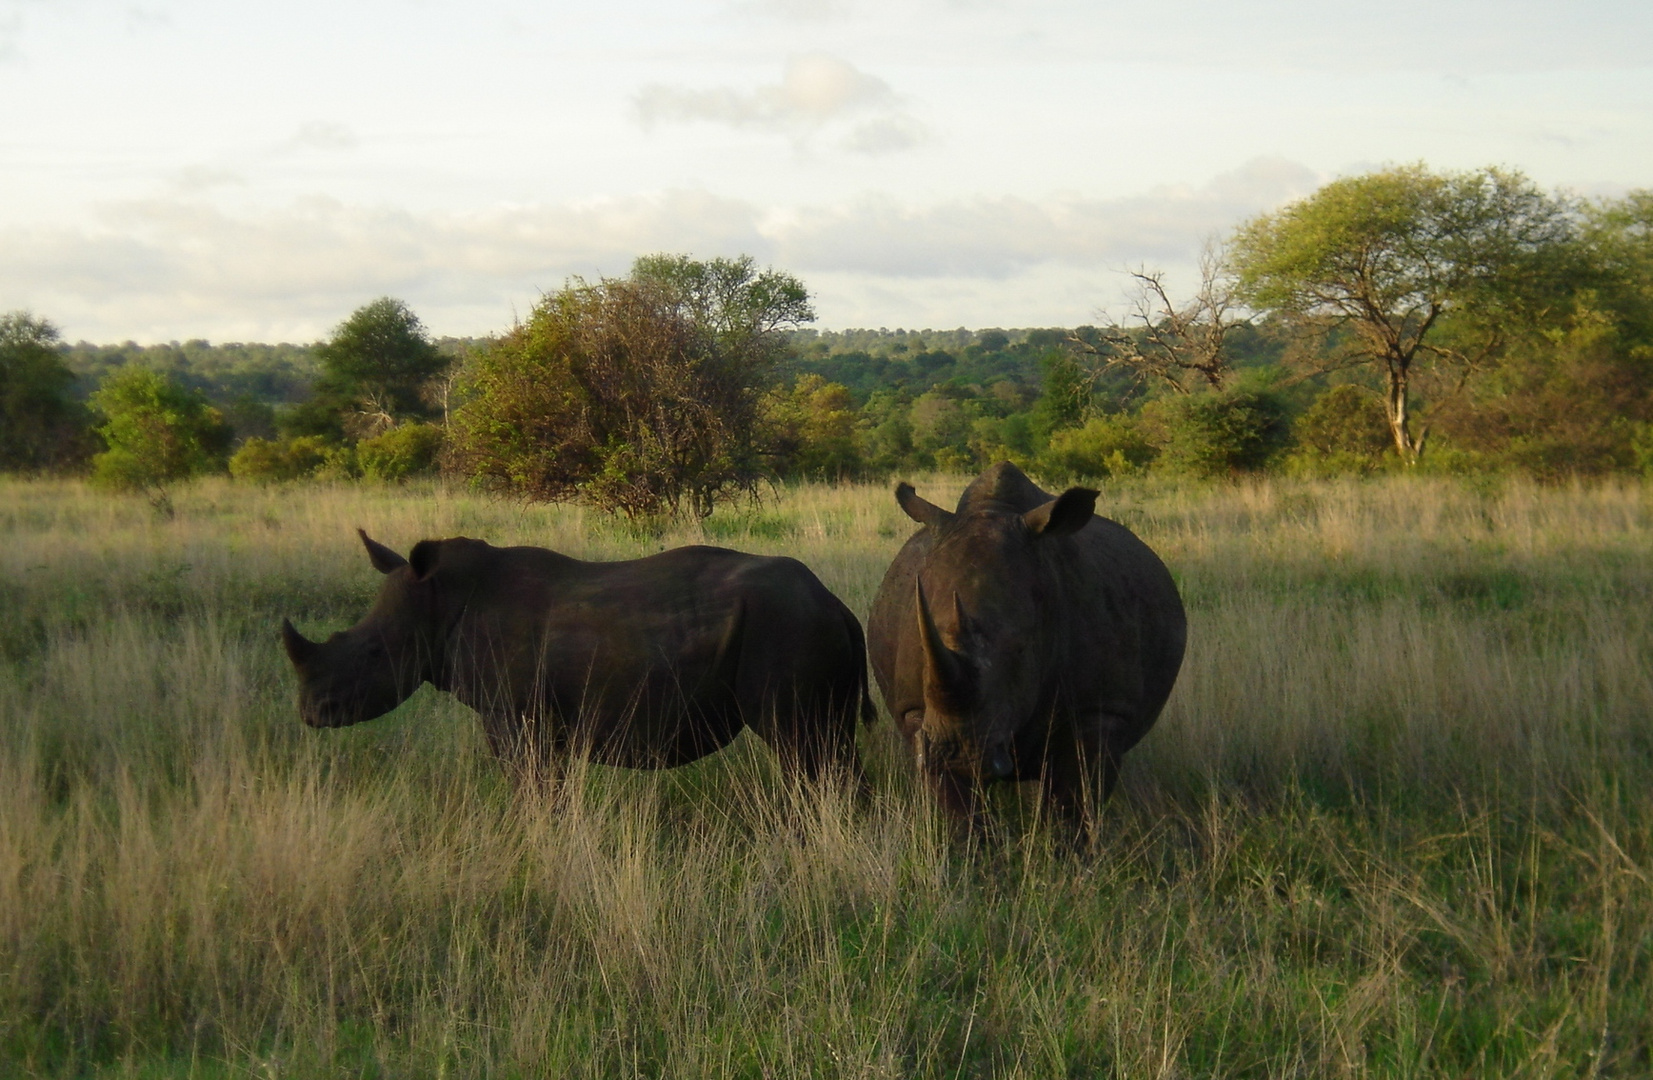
[281,530,441,728]
[898,481,1098,781]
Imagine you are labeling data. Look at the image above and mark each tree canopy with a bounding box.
[311,297,449,437]
[89,366,232,493]
[1230,164,1575,462]
[16,171,1653,493]
[449,255,814,519]
[0,312,90,473]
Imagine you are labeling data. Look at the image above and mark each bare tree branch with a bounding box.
[1067,241,1250,396]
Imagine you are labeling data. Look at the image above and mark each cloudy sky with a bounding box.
[3,0,1651,343]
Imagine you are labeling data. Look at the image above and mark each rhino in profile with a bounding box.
[867,462,1186,836]
[283,531,873,788]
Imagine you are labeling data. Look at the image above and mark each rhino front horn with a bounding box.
[915,580,971,708]
[281,618,317,666]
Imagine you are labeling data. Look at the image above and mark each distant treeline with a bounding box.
[5,164,1653,513]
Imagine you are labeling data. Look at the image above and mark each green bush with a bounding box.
[314,442,361,481]
[1427,308,1653,479]
[1140,388,1289,478]
[859,390,915,474]
[1286,385,1393,475]
[910,391,974,470]
[357,422,445,482]
[228,435,332,483]
[448,255,811,519]
[968,414,1036,471]
[313,297,450,438]
[90,366,231,492]
[761,375,862,480]
[1040,414,1154,481]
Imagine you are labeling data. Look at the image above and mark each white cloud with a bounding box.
[0,159,1321,341]
[0,190,772,341]
[841,115,928,155]
[1,0,76,63]
[771,158,1321,276]
[636,53,895,131]
[733,0,854,22]
[124,7,171,32]
[0,8,21,62]
[169,166,245,193]
[281,121,359,153]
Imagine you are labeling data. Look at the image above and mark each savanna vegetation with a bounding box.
[2,474,1652,1077]
[8,166,1653,521]
[5,161,1653,1076]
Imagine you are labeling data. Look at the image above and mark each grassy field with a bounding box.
[2,474,1652,1078]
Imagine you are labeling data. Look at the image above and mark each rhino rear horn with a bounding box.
[1024,487,1097,538]
[916,580,971,708]
[896,482,954,528]
[359,529,408,573]
[281,618,317,666]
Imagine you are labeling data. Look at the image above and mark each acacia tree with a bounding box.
[1229,165,1574,463]
[1421,190,1653,475]
[449,255,814,519]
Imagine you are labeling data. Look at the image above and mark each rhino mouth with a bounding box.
[918,732,1018,781]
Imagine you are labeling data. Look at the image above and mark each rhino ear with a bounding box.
[896,482,954,527]
[1024,487,1097,538]
[408,539,442,582]
[359,529,408,574]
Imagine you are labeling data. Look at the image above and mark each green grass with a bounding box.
[2,474,1652,1077]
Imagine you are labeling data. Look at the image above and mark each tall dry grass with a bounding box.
[2,474,1651,1077]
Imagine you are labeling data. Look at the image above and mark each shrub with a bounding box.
[1031,348,1092,438]
[228,436,332,483]
[357,422,445,482]
[860,391,915,475]
[761,375,862,480]
[1285,384,1393,475]
[968,414,1037,470]
[910,391,973,470]
[1140,388,1289,478]
[90,366,232,492]
[1294,385,1392,456]
[313,298,450,438]
[1427,307,1653,478]
[1040,414,1155,481]
[448,255,812,519]
[314,443,361,481]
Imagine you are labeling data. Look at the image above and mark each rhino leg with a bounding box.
[757,689,866,791]
[1041,721,1125,845]
[481,709,568,798]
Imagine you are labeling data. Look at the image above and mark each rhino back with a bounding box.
[447,544,859,762]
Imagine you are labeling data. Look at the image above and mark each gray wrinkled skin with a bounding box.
[867,462,1186,836]
[284,532,873,789]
